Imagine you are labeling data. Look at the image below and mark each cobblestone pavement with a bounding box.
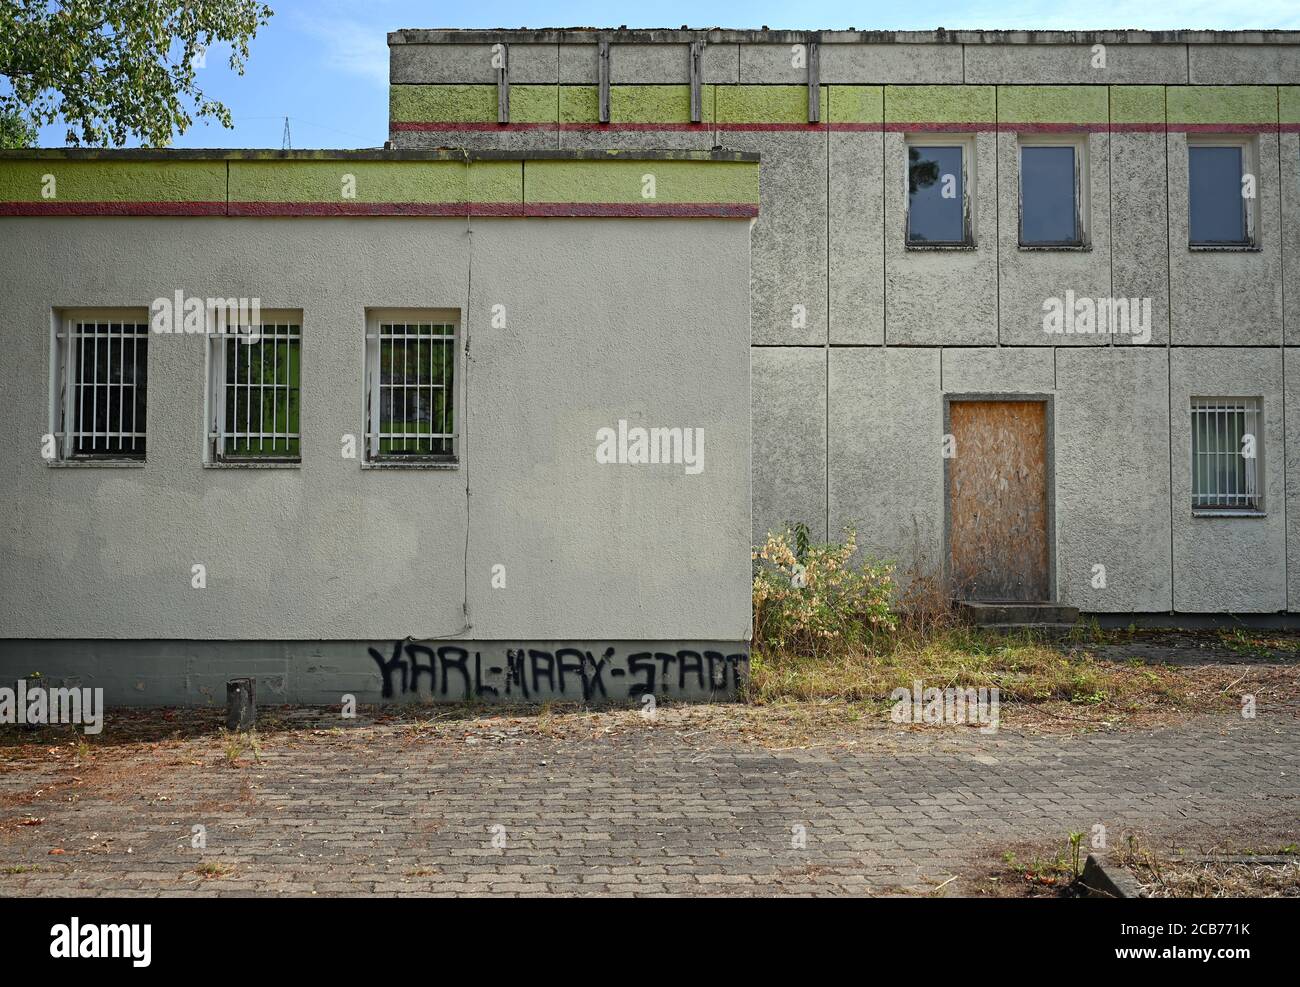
[2,699,1297,897]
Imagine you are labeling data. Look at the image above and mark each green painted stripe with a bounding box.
[469,161,524,204]
[1280,87,1300,126]
[827,86,883,125]
[884,86,995,125]
[227,160,525,204]
[1166,87,1277,126]
[524,159,758,205]
[998,86,1108,125]
[229,160,467,203]
[715,85,824,125]
[0,160,225,203]
[389,84,557,125]
[559,85,713,125]
[1110,86,1165,126]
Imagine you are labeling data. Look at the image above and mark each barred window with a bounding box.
[206,319,301,462]
[365,311,456,463]
[1191,398,1262,512]
[54,313,149,461]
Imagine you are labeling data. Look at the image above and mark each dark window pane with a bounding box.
[908,145,965,243]
[1189,145,1247,244]
[1020,145,1078,244]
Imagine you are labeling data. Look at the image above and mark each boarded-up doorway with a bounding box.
[947,399,1051,602]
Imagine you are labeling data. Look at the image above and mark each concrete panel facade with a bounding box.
[380,30,1300,617]
[964,43,1188,84]
[1054,348,1173,612]
[1283,92,1300,345]
[828,348,944,579]
[6,26,1299,686]
[1189,45,1300,84]
[390,43,560,84]
[251,33,1300,617]
[883,133,999,346]
[751,347,826,545]
[1167,87,1283,346]
[1170,349,1287,612]
[828,86,884,345]
[941,347,1054,393]
[995,87,1112,346]
[1110,87,1171,346]
[727,128,828,345]
[1288,349,1300,612]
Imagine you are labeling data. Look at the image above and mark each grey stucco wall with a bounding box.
[0,215,752,642]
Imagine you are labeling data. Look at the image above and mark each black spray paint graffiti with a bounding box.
[367,643,749,701]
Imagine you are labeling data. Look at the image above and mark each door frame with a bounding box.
[942,393,1057,602]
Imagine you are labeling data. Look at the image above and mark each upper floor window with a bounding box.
[1188,138,1256,248]
[906,139,973,247]
[52,311,149,462]
[364,310,457,465]
[1191,397,1262,514]
[1019,139,1085,247]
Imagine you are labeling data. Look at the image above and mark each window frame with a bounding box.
[904,134,976,249]
[1017,134,1089,250]
[1190,396,1264,516]
[50,307,150,466]
[362,307,460,469]
[204,308,303,467]
[1186,135,1258,251]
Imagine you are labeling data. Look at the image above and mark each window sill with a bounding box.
[1192,509,1266,518]
[362,460,460,471]
[905,243,977,252]
[204,461,301,469]
[48,459,146,468]
[1188,244,1260,253]
[1018,243,1091,252]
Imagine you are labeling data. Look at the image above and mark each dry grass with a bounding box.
[745,624,1266,729]
[193,860,234,880]
[1113,834,1300,898]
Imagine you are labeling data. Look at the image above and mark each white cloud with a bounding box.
[294,15,389,86]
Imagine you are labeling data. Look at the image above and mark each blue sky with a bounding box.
[28,0,1300,148]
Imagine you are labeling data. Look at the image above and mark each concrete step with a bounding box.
[957,601,1080,626]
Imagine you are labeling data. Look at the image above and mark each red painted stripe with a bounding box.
[394,120,828,133]
[1283,122,1300,133]
[525,201,758,218]
[389,121,554,132]
[882,121,996,133]
[390,119,1283,137]
[228,201,471,216]
[0,200,227,216]
[1168,122,1278,133]
[1110,122,1168,133]
[0,200,754,219]
[714,122,826,131]
[1002,121,1098,133]
[557,122,712,132]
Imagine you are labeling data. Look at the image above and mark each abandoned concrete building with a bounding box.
[2,28,1299,703]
